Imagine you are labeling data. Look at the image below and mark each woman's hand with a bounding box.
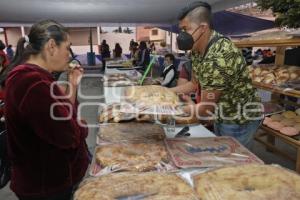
[68,65,84,86]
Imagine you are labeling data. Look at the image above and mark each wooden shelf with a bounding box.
[234,38,300,48]
[239,35,300,173]
[253,82,300,98]
[260,125,300,147]
[255,125,300,173]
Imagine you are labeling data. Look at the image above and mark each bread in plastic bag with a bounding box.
[97,122,165,144]
[192,164,300,200]
[74,172,198,200]
[165,137,263,169]
[89,141,176,176]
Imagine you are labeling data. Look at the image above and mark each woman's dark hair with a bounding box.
[0,40,5,50]
[115,43,121,49]
[114,43,122,57]
[139,41,147,50]
[0,19,68,86]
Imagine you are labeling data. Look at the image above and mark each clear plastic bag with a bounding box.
[98,102,157,124]
[123,85,181,111]
[74,172,199,200]
[97,122,165,144]
[89,141,177,177]
[165,137,263,169]
[191,164,300,200]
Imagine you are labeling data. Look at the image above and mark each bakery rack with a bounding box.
[234,36,300,173]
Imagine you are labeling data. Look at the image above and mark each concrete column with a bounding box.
[21,26,25,37]
[97,26,101,54]
[97,26,101,45]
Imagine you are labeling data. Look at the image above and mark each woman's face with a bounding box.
[50,35,71,72]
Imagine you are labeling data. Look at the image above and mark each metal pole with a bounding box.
[170,32,173,53]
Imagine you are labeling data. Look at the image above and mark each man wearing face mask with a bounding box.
[174,1,262,148]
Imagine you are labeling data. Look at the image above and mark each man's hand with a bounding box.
[153,78,162,85]
[179,94,195,115]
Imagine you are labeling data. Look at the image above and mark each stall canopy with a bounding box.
[0,0,253,27]
[159,10,275,36]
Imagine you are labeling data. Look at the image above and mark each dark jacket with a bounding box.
[136,49,150,70]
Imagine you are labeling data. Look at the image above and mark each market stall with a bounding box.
[2,1,300,200]
[73,65,300,199]
[234,32,300,173]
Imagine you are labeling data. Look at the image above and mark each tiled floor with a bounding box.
[0,69,298,199]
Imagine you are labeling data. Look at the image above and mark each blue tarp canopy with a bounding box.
[160,10,274,36]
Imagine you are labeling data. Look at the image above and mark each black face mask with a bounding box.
[176,26,203,51]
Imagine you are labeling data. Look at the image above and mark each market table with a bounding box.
[102,69,215,138]
[103,68,141,103]
[163,125,215,138]
[105,68,142,76]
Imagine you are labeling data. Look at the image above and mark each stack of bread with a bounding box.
[74,172,197,200]
[124,85,180,107]
[263,109,300,136]
[248,65,300,85]
[194,164,300,200]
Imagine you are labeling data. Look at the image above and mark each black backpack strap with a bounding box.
[203,35,230,59]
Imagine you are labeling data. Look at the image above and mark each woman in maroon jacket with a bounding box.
[3,20,89,200]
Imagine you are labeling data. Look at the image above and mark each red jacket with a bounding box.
[4,63,89,198]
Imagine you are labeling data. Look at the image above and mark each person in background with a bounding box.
[135,41,150,71]
[147,41,151,49]
[156,41,169,55]
[242,47,253,65]
[259,49,275,64]
[100,39,110,71]
[129,39,135,52]
[6,44,14,62]
[113,43,122,58]
[150,42,156,54]
[3,20,89,200]
[130,42,139,61]
[177,60,192,86]
[159,53,177,88]
[0,40,10,73]
[175,60,201,102]
[174,1,262,148]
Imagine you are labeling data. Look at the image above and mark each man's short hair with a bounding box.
[165,53,175,62]
[178,1,213,29]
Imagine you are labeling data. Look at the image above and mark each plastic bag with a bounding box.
[89,141,176,177]
[191,164,300,200]
[98,103,153,123]
[165,137,263,169]
[74,172,198,200]
[97,122,165,144]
